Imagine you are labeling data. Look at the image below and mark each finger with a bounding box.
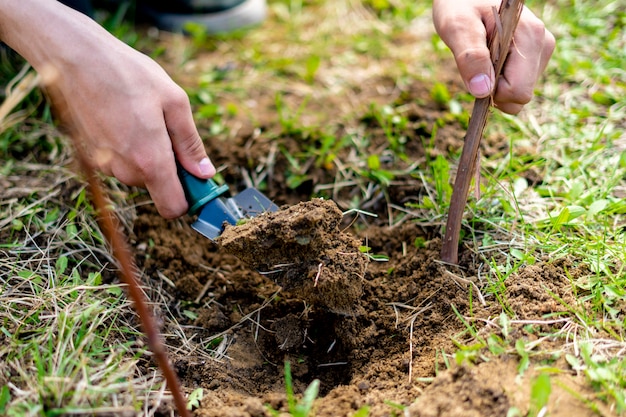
[107,137,189,219]
[493,8,556,112]
[141,151,190,219]
[433,2,496,98]
[163,86,216,179]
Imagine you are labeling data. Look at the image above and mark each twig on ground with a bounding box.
[0,65,40,134]
[441,0,525,264]
[443,269,486,306]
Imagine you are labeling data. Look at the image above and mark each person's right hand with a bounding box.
[0,0,215,218]
[432,0,555,115]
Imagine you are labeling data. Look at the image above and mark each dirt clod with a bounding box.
[218,198,368,314]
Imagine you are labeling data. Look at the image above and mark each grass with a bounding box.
[455,1,626,412]
[0,166,164,414]
[267,362,320,417]
[1,0,626,415]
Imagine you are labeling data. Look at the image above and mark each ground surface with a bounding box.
[123,5,605,413]
[0,1,615,416]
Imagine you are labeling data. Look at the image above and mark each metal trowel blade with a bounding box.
[191,189,278,241]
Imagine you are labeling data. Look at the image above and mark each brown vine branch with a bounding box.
[75,151,190,415]
[440,0,525,265]
[74,144,191,417]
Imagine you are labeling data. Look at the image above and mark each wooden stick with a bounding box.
[440,0,525,264]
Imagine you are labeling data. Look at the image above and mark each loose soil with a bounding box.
[125,20,606,416]
[219,198,368,315]
[135,198,602,417]
[18,4,602,416]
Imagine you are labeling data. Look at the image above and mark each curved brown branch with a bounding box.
[73,144,191,416]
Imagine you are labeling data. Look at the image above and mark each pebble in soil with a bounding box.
[218,198,368,315]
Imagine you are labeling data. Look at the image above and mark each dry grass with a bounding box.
[0,64,180,416]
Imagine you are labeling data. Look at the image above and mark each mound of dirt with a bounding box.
[218,198,368,315]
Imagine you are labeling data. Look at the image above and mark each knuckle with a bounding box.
[518,91,534,105]
[164,85,191,108]
[130,152,160,179]
[457,47,490,63]
[181,132,204,151]
[519,11,550,44]
[499,86,533,106]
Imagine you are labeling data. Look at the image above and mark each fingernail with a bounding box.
[198,158,214,176]
[469,74,493,97]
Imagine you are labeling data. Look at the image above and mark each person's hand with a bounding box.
[0,0,215,218]
[432,0,555,114]
[43,32,216,219]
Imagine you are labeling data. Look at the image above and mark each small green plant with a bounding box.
[351,405,370,417]
[383,400,406,417]
[187,388,204,411]
[267,361,320,417]
[366,103,408,155]
[528,373,552,417]
[430,82,451,107]
[359,245,390,262]
[567,342,626,412]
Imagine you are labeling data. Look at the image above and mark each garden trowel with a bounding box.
[178,166,277,241]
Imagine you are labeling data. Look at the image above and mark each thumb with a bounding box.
[163,90,216,179]
[433,2,496,98]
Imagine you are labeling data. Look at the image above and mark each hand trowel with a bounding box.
[178,166,278,241]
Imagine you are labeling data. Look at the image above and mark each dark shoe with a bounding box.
[59,0,95,17]
[137,0,266,33]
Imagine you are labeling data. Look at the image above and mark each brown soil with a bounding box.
[219,198,368,315]
[122,8,607,417]
[128,78,604,417]
[134,198,603,417]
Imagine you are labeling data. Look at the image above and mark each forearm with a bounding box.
[0,0,120,73]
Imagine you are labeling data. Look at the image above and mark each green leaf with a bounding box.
[183,310,198,321]
[565,205,586,221]
[295,379,319,416]
[11,219,23,231]
[515,339,530,376]
[106,286,123,296]
[499,312,510,339]
[529,373,551,417]
[304,55,321,83]
[187,388,203,410]
[367,154,381,170]
[44,207,60,224]
[510,248,525,261]
[352,406,370,417]
[565,354,583,371]
[587,199,609,218]
[87,272,102,286]
[0,385,11,413]
[550,207,570,231]
[55,256,68,275]
[430,82,451,106]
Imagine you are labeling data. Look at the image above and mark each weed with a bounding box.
[528,373,552,417]
[267,361,320,417]
[187,388,204,411]
[358,245,390,262]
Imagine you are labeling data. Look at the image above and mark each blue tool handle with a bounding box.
[177,165,229,215]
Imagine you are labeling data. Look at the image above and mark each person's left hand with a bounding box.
[432,0,555,114]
